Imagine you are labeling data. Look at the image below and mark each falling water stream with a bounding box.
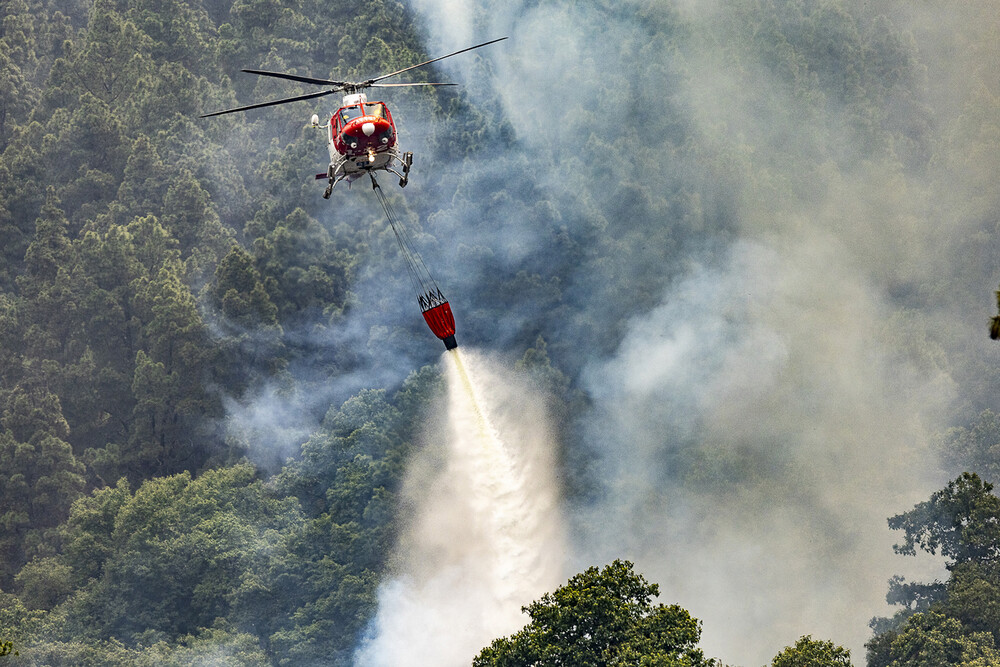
[445,349,551,609]
[355,348,564,666]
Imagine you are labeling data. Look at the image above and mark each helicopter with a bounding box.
[201,37,507,198]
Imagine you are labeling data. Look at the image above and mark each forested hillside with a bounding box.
[0,0,455,663]
[2,0,1000,665]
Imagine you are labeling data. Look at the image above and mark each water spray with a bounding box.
[355,349,564,665]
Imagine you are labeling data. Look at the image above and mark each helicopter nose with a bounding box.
[362,122,376,137]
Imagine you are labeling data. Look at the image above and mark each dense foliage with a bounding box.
[867,474,1000,667]
[471,563,858,667]
[770,636,853,667]
[473,560,717,667]
[1,0,443,659]
[0,0,510,661]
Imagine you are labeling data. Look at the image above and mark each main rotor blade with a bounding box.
[242,68,351,87]
[370,82,458,88]
[367,36,508,84]
[200,89,338,118]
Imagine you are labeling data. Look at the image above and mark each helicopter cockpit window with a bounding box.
[340,106,363,124]
[364,103,386,119]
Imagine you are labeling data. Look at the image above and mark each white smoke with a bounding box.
[354,349,565,666]
[397,1,998,664]
[577,238,950,662]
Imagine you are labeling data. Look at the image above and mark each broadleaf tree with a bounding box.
[473,560,717,667]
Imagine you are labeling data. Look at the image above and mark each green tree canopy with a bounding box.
[888,472,1000,567]
[36,464,302,644]
[69,0,153,107]
[938,560,1000,647]
[867,611,1000,667]
[871,474,1000,665]
[473,560,717,667]
[0,426,85,587]
[770,635,852,667]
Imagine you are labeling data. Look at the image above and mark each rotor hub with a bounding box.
[342,92,367,106]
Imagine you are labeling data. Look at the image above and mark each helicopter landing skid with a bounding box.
[400,151,412,187]
[321,150,412,197]
[320,162,348,199]
[385,165,407,187]
[383,151,413,187]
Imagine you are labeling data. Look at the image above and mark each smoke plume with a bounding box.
[395,0,1000,664]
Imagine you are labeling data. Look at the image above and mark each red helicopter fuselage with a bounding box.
[330,99,397,159]
[316,93,410,194]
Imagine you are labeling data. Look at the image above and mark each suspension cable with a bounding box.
[370,174,441,307]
